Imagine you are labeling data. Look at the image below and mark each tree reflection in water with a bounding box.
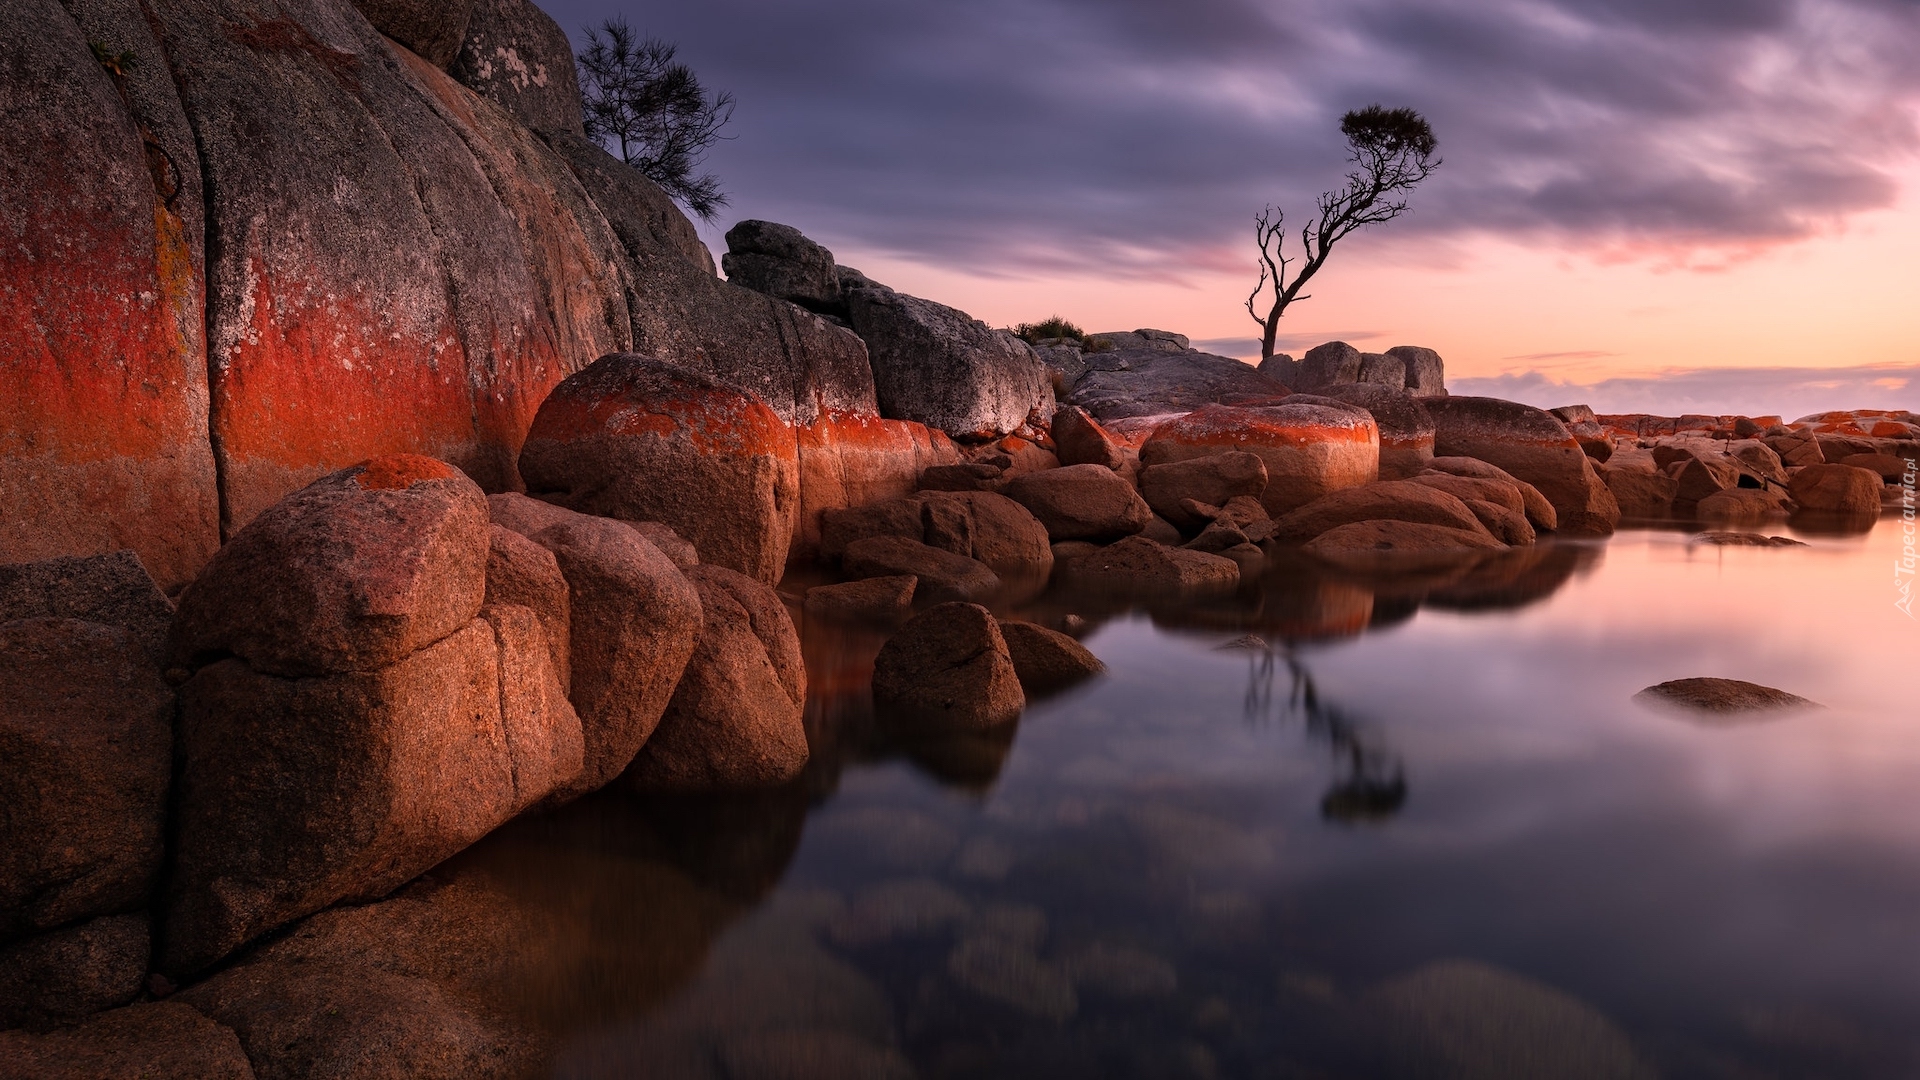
[1243,642,1406,823]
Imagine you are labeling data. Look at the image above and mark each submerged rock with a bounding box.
[1302,520,1506,572]
[804,575,918,622]
[1635,678,1818,715]
[947,934,1078,1021]
[872,603,1025,730]
[1690,532,1806,547]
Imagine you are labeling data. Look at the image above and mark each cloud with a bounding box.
[1451,362,1920,417]
[540,0,1920,278]
[1502,350,1619,362]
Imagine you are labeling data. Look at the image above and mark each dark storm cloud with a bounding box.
[537,0,1920,274]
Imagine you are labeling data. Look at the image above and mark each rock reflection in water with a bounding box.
[1238,642,1407,823]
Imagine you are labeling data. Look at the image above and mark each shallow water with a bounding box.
[471,514,1920,1078]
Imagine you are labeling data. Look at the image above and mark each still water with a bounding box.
[459,515,1919,1078]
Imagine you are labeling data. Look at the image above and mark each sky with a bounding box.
[537,0,1920,417]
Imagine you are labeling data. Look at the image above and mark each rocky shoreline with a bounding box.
[4,0,1916,1072]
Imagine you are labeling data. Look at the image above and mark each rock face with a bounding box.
[0,620,171,939]
[1314,385,1436,479]
[449,0,585,135]
[845,282,1053,439]
[0,1001,256,1080]
[625,566,808,793]
[1139,403,1379,516]
[1425,397,1620,535]
[872,603,1025,730]
[483,525,572,690]
[519,354,800,584]
[351,0,474,67]
[1002,464,1154,542]
[0,0,220,591]
[1788,463,1883,515]
[0,913,150,1032]
[1138,453,1269,532]
[160,457,595,975]
[721,220,841,313]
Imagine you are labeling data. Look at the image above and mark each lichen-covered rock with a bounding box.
[846,284,1053,439]
[625,566,809,792]
[997,620,1105,694]
[721,220,841,313]
[1315,384,1436,479]
[448,0,583,135]
[0,914,149,1032]
[1138,453,1268,532]
[1271,481,1494,546]
[872,603,1025,730]
[519,354,800,584]
[1788,463,1883,514]
[168,457,488,677]
[1,619,170,939]
[1425,397,1619,535]
[1140,403,1379,516]
[1001,464,1154,542]
[0,1001,255,1080]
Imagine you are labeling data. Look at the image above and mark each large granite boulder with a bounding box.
[625,566,808,793]
[1002,464,1154,542]
[872,603,1025,730]
[1425,397,1620,535]
[1139,403,1379,516]
[1357,352,1407,389]
[1295,341,1364,391]
[1789,463,1883,514]
[1313,384,1436,479]
[449,0,584,135]
[519,354,800,585]
[722,220,842,314]
[1386,346,1446,397]
[1,620,171,939]
[1599,464,1680,519]
[483,524,572,691]
[1065,344,1290,421]
[1426,457,1557,532]
[996,621,1105,695]
[1270,481,1495,545]
[1052,404,1126,470]
[845,282,1053,439]
[159,458,593,975]
[1138,453,1269,531]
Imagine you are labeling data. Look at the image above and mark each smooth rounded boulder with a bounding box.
[483,525,572,691]
[1139,403,1379,516]
[1138,453,1268,532]
[872,603,1026,730]
[624,566,809,793]
[842,535,1001,603]
[1271,481,1495,546]
[0,619,171,939]
[997,621,1106,694]
[1052,404,1126,470]
[1788,463,1883,515]
[167,456,489,677]
[1427,457,1557,531]
[1002,464,1154,542]
[1302,520,1506,571]
[519,354,800,585]
[1060,536,1241,596]
[1315,384,1436,479]
[1424,397,1619,535]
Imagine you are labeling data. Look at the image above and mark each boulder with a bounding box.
[1138,453,1269,532]
[1139,403,1379,515]
[804,576,918,622]
[164,620,518,975]
[1052,404,1126,470]
[1315,384,1436,479]
[845,285,1052,439]
[518,354,800,585]
[1356,352,1407,389]
[0,551,176,663]
[1002,464,1154,542]
[483,525,571,691]
[791,414,963,561]
[1141,515,1186,545]
[872,603,1025,730]
[1764,429,1825,467]
[0,1001,255,1080]
[350,0,475,67]
[922,491,1055,574]
[1184,522,1252,554]
[1465,500,1537,546]
[448,0,584,135]
[1690,532,1805,547]
[1840,452,1910,482]
[1667,453,1743,505]
[1426,457,1558,531]
[526,517,703,796]
[1385,346,1446,396]
[0,0,221,593]
[721,220,841,314]
[819,498,930,559]
[167,456,489,677]
[625,566,809,793]
[1729,441,1790,486]
[1271,481,1494,546]
[1599,466,1679,519]
[842,536,1001,603]
[0,913,149,1032]
[1060,536,1240,596]
[1295,341,1363,391]
[919,462,1006,491]
[1696,488,1791,521]
[1303,520,1506,571]
[997,621,1106,695]
[1424,397,1619,535]
[1635,678,1816,715]
[478,603,584,812]
[1788,463,1883,514]
[1065,346,1290,421]
[1255,352,1299,387]
[0,619,170,939]
[1407,473,1526,516]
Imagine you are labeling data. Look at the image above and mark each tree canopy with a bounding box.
[578,18,735,221]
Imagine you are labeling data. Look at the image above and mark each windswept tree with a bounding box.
[578,18,735,221]
[1247,105,1440,361]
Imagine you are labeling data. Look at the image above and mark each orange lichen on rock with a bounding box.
[352,455,463,491]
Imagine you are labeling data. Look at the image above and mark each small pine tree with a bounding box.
[577,18,735,221]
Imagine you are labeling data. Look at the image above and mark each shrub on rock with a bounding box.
[873,603,1025,730]
[0,619,170,940]
[1139,403,1378,516]
[1424,397,1619,535]
[1001,463,1154,542]
[625,566,809,793]
[518,354,800,585]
